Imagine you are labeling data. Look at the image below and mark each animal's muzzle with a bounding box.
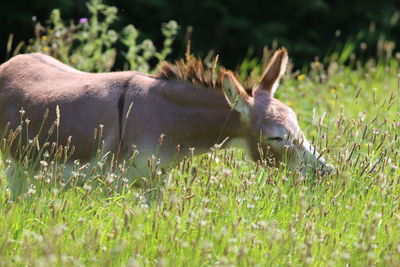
[317,161,334,176]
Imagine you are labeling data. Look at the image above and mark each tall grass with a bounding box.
[1,54,399,266]
[1,1,400,266]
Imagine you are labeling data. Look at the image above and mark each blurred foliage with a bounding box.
[23,0,178,72]
[1,0,400,68]
[121,21,178,72]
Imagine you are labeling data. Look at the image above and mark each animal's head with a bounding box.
[222,48,333,175]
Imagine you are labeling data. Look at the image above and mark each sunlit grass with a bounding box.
[0,50,399,266]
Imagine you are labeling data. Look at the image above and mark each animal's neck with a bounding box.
[155,80,246,152]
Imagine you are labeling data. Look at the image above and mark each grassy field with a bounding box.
[0,50,399,266]
[0,2,399,265]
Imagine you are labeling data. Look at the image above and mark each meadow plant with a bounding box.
[0,3,399,265]
[0,48,399,265]
[121,20,179,73]
[25,0,178,73]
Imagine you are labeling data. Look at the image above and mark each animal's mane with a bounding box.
[156,54,253,93]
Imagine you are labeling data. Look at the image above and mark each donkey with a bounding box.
[0,49,333,183]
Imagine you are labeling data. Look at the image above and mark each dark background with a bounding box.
[1,0,400,68]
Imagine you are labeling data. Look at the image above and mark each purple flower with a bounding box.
[79,18,89,24]
[392,165,398,171]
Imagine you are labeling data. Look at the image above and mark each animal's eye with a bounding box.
[267,137,283,142]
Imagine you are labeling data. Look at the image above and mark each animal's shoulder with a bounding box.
[2,53,85,76]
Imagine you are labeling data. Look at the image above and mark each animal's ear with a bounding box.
[222,71,251,121]
[254,48,288,97]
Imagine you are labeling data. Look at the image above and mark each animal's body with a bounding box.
[0,50,333,180]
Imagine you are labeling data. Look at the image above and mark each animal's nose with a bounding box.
[319,162,334,176]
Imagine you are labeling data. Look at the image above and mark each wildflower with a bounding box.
[367,251,375,260]
[34,174,43,181]
[297,74,306,81]
[83,183,92,193]
[79,18,89,24]
[247,203,255,209]
[221,168,232,177]
[305,257,313,264]
[392,165,397,171]
[42,46,49,52]
[330,88,337,94]
[40,160,48,167]
[41,35,48,41]
[54,224,67,236]
[27,185,36,197]
[342,252,350,260]
[105,174,115,184]
[286,101,293,107]
[199,220,207,227]
[70,58,77,64]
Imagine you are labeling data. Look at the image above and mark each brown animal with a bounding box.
[0,49,333,181]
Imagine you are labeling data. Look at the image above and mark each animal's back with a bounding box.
[0,53,135,161]
[0,53,131,103]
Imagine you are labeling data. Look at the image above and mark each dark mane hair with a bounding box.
[156,54,224,89]
[156,54,254,93]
